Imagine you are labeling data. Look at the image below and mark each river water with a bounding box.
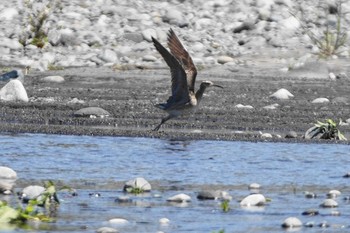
[0,133,349,232]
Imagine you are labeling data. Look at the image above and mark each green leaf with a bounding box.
[0,206,19,223]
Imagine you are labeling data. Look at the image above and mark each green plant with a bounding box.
[126,187,145,194]
[305,119,347,140]
[220,200,230,212]
[292,0,347,58]
[20,0,54,48]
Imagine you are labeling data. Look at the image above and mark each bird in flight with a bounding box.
[152,29,223,131]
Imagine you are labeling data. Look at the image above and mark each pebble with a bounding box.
[343,172,350,178]
[269,88,294,100]
[281,217,302,228]
[311,97,330,104]
[285,131,298,139]
[123,177,152,192]
[167,193,191,203]
[240,194,266,206]
[260,133,273,139]
[108,218,129,225]
[327,190,341,198]
[217,56,234,64]
[74,107,111,118]
[235,104,254,109]
[263,103,279,110]
[320,199,338,208]
[248,183,261,190]
[42,75,65,83]
[159,218,170,225]
[304,191,317,198]
[96,227,118,233]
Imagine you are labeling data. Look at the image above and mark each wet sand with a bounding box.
[0,62,350,144]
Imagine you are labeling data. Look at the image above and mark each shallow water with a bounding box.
[1,133,350,232]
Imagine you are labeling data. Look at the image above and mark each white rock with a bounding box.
[167,193,191,202]
[281,217,302,228]
[327,190,341,198]
[263,103,279,110]
[311,97,330,104]
[108,218,129,225]
[142,28,157,42]
[0,166,17,179]
[235,104,254,109]
[159,218,170,224]
[270,88,294,100]
[260,133,273,138]
[123,177,151,192]
[249,183,261,189]
[42,76,65,83]
[320,199,338,208]
[329,72,336,80]
[240,194,266,206]
[21,185,45,200]
[96,227,118,233]
[0,166,17,194]
[0,80,29,102]
[74,107,110,118]
[0,8,19,20]
[217,56,234,64]
[99,49,118,63]
[142,55,157,62]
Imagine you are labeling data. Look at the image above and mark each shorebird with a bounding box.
[152,29,223,131]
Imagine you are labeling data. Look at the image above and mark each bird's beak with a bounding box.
[213,84,224,89]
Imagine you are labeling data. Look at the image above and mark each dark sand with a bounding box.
[1,62,350,144]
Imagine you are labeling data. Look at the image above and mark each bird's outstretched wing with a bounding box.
[152,37,190,106]
[167,28,197,92]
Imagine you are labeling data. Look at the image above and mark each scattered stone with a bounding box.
[74,107,110,118]
[302,209,319,216]
[330,210,341,216]
[329,72,336,80]
[263,103,279,110]
[159,218,170,225]
[327,190,341,198]
[311,97,330,104]
[285,131,298,139]
[142,28,157,42]
[217,56,234,64]
[281,217,302,228]
[0,166,17,194]
[42,75,65,83]
[343,172,350,178]
[123,177,151,192]
[260,133,273,139]
[99,49,118,63]
[0,80,29,102]
[108,218,129,225]
[269,88,294,100]
[167,193,191,203]
[68,98,85,104]
[96,227,119,233]
[332,97,349,104]
[320,199,338,208]
[142,55,157,62]
[240,194,266,206]
[248,183,261,190]
[21,185,46,202]
[235,104,253,109]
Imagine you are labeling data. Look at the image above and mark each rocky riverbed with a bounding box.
[0,0,350,143]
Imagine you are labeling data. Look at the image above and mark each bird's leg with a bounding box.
[153,115,172,131]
